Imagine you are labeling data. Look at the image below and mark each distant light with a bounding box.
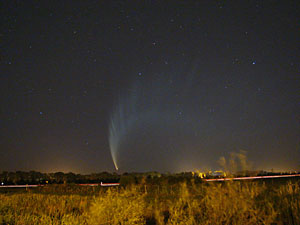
[252,61,256,65]
[1,182,3,185]
[138,72,142,76]
[39,111,43,115]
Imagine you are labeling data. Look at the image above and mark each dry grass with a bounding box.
[0,180,299,224]
[88,186,146,225]
[0,193,90,224]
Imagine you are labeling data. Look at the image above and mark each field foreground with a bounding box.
[0,179,299,225]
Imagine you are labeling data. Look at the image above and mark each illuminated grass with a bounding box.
[0,180,299,224]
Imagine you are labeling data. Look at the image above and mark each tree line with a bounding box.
[1,170,297,186]
[0,171,120,185]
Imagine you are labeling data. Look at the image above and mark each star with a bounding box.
[233,58,240,64]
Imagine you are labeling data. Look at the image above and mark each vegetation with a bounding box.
[0,171,120,185]
[0,177,299,225]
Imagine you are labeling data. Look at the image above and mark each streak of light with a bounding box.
[0,185,44,188]
[204,174,300,182]
[79,182,120,186]
[0,183,120,188]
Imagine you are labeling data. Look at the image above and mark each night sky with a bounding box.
[1,1,299,173]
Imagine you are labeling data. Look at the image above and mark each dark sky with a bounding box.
[1,1,299,173]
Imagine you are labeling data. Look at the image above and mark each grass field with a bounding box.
[0,178,299,225]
